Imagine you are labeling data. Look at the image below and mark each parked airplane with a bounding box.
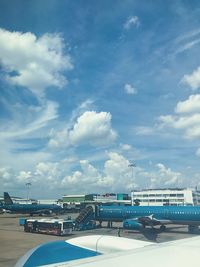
[15,235,200,267]
[95,205,200,233]
[1,192,63,216]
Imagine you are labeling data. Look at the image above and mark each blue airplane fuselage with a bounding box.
[95,205,200,225]
[0,203,62,214]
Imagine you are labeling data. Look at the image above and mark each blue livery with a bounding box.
[15,240,101,267]
[95,205,200,232]
[1,192,63,215]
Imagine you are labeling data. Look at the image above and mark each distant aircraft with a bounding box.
[1,192,63,216]
[95,205,200,233]
[14,235,200,267]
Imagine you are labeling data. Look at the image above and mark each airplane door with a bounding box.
[122,209,128,219]
[164,208,170,219]
[95,205,100,218]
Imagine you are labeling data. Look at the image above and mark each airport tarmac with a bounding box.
[0,213,198,267]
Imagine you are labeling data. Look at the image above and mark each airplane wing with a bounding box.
[2,208,12,213]
[55,236,200,267]
[123,214,172,230]
[30,209,53,215]
[15,235,200,267]
[14,235,152,267]
[137,214,172,226]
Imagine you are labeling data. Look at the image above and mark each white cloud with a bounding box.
[181,67,200,90]
[79,99,94,110]
[160,114,200,129]
[185,126,200,139]
[174,39,200,55]
[16,171,32,183]
[69,111,117,146]
[0,101,59,139]
[135,126,154,135]
[155,163,181,186]
[102,152,136,190]
[120,143,132,151]
[49,111,117,148]
[124,83,137,95]
[0,162,68,198]
[173,29,200,56]
[0,167,33,190]
[138,164,182,189]
[0,152,131,195]
[196,148,200,157]
[0,167,13,183]
[0,100,59,173]
[80,160,100,179]
[124,16,140,30]
[159,113,200,139]
[35,162,61,184]
[117,144,143,162]
[0,167,14,188]
[62,171,82,186]
[61,160,102,192]
[175,28,200,44]
[0,29,71,172]
[158,94,200,140]
[176,94,200,113]
[62,152,137,192]
[0,151,192,197]
[0,28,73,98]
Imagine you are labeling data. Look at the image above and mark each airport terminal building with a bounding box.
[62,189,200,206]
[62,193,129,204]
[133,188,200,206]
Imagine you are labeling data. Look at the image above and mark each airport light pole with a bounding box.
[26,182,31,203]
[128,162,136,206]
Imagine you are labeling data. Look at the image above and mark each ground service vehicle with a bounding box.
[24,218,74,236]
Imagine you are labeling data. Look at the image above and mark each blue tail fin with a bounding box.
[4,192,13,205]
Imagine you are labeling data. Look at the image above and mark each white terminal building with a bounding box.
[132,188,200,206]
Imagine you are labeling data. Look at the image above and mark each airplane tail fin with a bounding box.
[4,192,13,205]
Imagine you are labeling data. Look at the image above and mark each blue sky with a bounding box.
[1,0,200,198]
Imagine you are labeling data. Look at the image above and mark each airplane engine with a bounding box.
[188,225,199,233]
[123,219,144,230]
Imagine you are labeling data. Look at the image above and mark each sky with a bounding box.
[0,0,200,198]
